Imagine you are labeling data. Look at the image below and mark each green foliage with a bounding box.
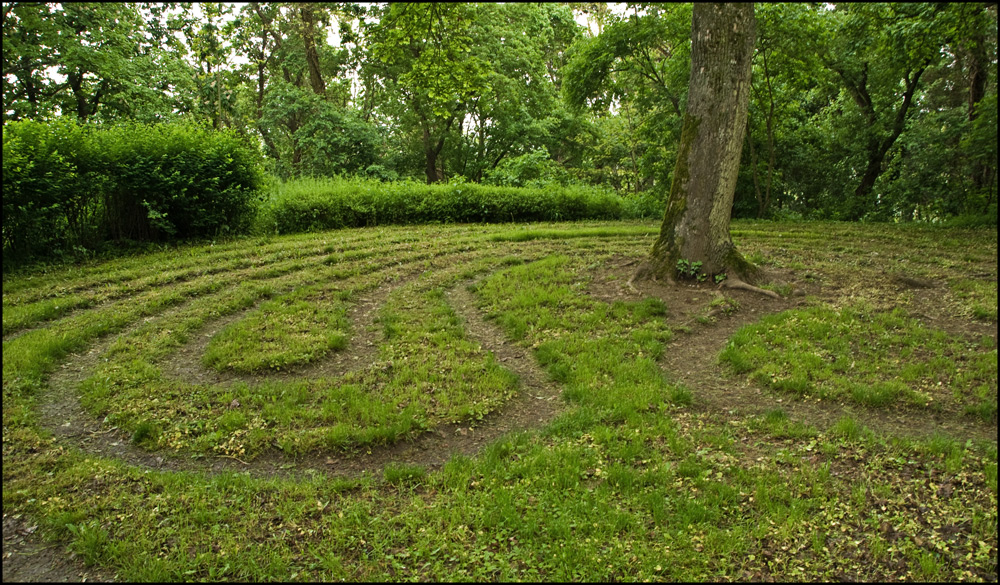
[368,4,488,122]
[260,81,382,180]
[2,3,194,123]
[5,2,993,226]
[2,118,101,262]
[94,121,264,241]
[254,177,629,235]
[675,258,708,282]
[2,119,264,268]
[483,149,570,189]
[561,5,692,210]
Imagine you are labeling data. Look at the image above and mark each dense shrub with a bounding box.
[482,149,571,188]
[3,119,263,268]
[254,177,636,235]
[2,119,102,262]
[260,82,382,180]
[93,123,264,240]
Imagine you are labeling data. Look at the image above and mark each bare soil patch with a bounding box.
[3,514,115,583]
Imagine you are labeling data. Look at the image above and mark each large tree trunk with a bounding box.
[642,3,756,283]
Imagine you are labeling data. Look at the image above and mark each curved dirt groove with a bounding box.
[2,513,116,583]
[37,275,562,480]
[158,272,406,387]
[596,258,998,444]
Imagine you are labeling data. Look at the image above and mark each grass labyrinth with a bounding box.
[2,220,997,581]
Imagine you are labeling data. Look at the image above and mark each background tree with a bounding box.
[227,2,378,178]
[3,2,192,123]
[736,3,824,219]
[448,3,581,185]
[2,2,995,225]
[818,4,950,220]
[562,4,693,205]
[364,3,489,183]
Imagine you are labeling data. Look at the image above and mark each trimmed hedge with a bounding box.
[3,119,263,268]
[254,177,645,235]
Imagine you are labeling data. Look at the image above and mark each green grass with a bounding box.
[2,220,996,581]
[488,225,659,242]
[203,292,351,373]
[951,278,999,321]
[720,304,998,420]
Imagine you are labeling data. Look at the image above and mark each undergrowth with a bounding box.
[253,177,640,235]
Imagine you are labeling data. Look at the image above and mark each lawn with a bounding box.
[2,220,996,581]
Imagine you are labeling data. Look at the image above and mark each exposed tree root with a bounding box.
[628,260,780,299]
[720,276,780,298]
[628,261,674,292]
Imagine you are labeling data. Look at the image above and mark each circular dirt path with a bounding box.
[35,277,563,481]
[590,257,998,444]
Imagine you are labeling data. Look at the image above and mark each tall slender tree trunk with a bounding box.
[641,3,757,283]
[761,48,776,219]
[965,3,989,196]
[301,3,326,96]
[424,126,441,183]
[216,70,223,129]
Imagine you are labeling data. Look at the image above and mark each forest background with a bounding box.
[3,2,997,268]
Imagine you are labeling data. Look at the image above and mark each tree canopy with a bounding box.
[3,1,997,222]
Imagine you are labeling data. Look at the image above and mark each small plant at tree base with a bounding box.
[676,258,703,280]
[677,258,714,282]
[714,273,727,284]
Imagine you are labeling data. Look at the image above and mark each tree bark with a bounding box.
[642,3,757,283]
[760,48,776,218]
[424,126,441,183]
[301,3,326,97]
[965,3,989,195]
[422,112,458,184]
[845,66,924,219]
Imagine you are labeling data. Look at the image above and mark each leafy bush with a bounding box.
[261,82,382,180]
[483,148,570,188]
[93,122,264,240]
[3,119,263,269]
[2,119,102,262]
[254,176,631,235]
